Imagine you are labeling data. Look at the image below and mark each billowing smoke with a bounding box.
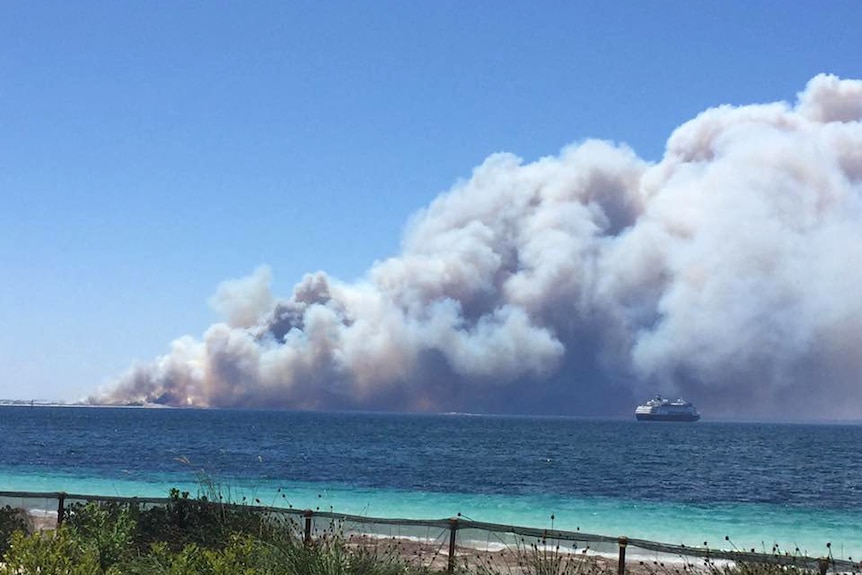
[92,75,862,419]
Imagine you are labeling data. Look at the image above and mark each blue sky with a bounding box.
[1,2,860,403]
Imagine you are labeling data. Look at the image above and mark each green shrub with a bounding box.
[63,488,289,557]
[121,541,212,575]
[341,542,421,575]
[126,528,425,575]
[123,536,266,575]
[133,487,284,552]
[0,528,104,575]
[64,500,137,571]
[0,505,30,556]
[260,531,426,575]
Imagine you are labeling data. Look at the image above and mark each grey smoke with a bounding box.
[92,74,862,419]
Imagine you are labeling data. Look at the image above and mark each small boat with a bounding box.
[635,396,700,422]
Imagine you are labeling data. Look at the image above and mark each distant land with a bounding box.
[0,399,74,407]
[0,399,178,409]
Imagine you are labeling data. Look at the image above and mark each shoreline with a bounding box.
[2,499,854,567]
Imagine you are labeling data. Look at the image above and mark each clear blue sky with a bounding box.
[1,2,859,402]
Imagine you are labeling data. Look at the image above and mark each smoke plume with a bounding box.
[92,75,862,419]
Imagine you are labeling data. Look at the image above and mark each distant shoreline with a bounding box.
[0,400,173,409]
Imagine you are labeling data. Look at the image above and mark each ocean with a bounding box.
[1,406,860,560]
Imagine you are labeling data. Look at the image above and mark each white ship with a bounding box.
[635,396,700,422]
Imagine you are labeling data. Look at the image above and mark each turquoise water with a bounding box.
[1,407,860,559]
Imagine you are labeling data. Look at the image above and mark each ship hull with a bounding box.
[635,413,700,422]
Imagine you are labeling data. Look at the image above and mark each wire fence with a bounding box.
[0,490,858,574]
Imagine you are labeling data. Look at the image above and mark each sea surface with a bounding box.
[0,406,860,559]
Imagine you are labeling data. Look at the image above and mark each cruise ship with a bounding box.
[635,396,700,422]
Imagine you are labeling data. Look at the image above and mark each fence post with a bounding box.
[617,536,628,575]
[303,510,313,545]
[56,492,66,527]
[447,517,459,574]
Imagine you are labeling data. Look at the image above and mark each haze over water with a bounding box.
[2,406,860,560]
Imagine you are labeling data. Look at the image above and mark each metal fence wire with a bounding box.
[0,491,858,574]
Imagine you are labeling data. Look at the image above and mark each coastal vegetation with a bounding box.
[0,505,29,557]
[0,493,850,575]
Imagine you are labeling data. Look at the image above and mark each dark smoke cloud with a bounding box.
[92,75,862,419]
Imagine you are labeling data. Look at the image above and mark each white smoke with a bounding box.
[92,74,862,419]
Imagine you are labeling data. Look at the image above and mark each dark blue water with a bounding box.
[1,407,860,557]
